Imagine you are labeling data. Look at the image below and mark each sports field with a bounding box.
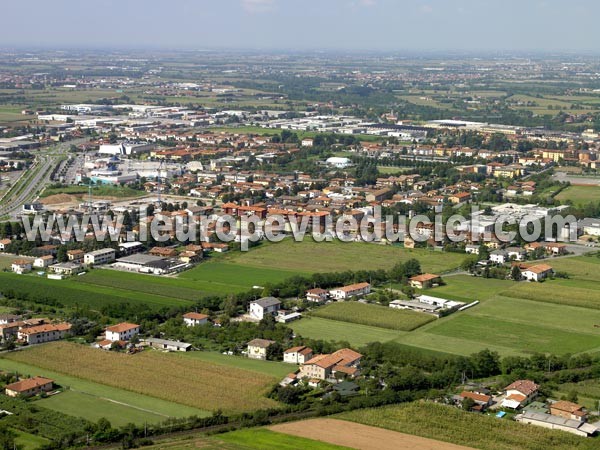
[312,302,435,331]
[340,402,599,450]
[554,185,600,206]
[4,342,281,414]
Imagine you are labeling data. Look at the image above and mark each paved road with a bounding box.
[0,139,88,220]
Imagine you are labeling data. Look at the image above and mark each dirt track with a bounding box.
[269,418,473,450]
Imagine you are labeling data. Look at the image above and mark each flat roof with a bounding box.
[116,254,164,265]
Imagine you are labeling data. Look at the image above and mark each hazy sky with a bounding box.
[2,0,599,52]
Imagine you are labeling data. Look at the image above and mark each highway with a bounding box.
[0,139,88,221]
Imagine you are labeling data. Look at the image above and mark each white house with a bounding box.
[0,239,11,251]
[489,249,508,264]
[105,323,140,342]
[33,255,55,269]
[183,312,209,326]
[502,379,539,409]
[520,264,554,282]
[306,288,329,303]
[247,338,275,360]
[84,248,116,265]
[283,346,313,364]
[11,260,32,274]
[329,282,371,300]
[249,297,281,320]
[506,247,527,261]
[465,244,479,255]
[301,138,314,147]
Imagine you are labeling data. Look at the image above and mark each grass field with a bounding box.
[40,185,146,199]
[340,402,599,450]
[291,317,405,347]
[555,185,600,206]
[138,429,351,450]
[11,429,50,450]
[185,240,465,277]
[312,302,435,331]
[218,429,350,450]
[0,272,193,310]
[392,270,600,356]
[555,379,600,411]
[182,351,292,378]
[0,357,205,426]
[4,342,280,414]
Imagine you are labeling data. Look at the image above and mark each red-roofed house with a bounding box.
[409,273,442,289]
[183,312,209,326]
[105,323,140,342]
[5,376,54,398]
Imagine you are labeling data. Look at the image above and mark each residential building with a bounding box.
[5,376,54,398]
[490,249,508,264]
[306,288,329,303]
[33,255,54,268]
[183,312,209,326]
[49,262,85,276]
[67,249,85,263]
[502,379,539,409]
[105,322,140,342]
[329,282,371,300]
[18,322,71,344]
[520,264,554,282]
[249,297,281,320]
[409,273,441,289]
[283,346,313,364]
[11,259,32,274]
[549,400,587,422]
[0,239,11,251]
[84,248,116,265]
[247,338,275,360]
[300,348,362,380]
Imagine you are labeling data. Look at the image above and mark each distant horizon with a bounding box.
[3,0,600,54]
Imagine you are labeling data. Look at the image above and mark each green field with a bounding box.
[555,185,600,206]
[340,402,599,450]
[0,272,193,310]
[141,429,350,450]
[555,379,600,410]
[40,185,146,199]
[4,342,280,414]
[184,240,465,277]
[12,429,50,450]
[393,269,600,356]
[182,351,292,378]
[218,429,349,450]
[291,317,404,347]
[312,302,434,331]
[0,357,206,426]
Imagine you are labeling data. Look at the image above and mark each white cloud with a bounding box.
[241,0,275,14]
[420,4,434,14]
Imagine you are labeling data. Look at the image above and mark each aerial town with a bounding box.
[1,2,600,450]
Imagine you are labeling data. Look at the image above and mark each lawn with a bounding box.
[182,351,292,378]
[11,430,50,450]
[340,402,599,450]
[291,317,404,347]
[217,429,350,450]
[192,240,465,276]
[0,272,192,310]
[554,185,600,206]
[4,342,280,414]
[40,185,146,199]
[312,302,434,331]
[432,275,517,303]
[0,356,206,426]
[139,429,351,450]
[423,313,600,355]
